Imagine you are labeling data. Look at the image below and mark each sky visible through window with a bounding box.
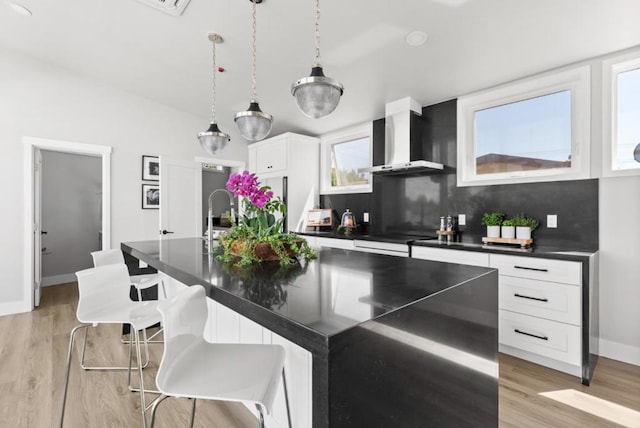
[616,67,640,169]
[331,137,370,186]
[475,90,572,162]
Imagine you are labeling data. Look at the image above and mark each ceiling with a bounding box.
[2,0,640,140]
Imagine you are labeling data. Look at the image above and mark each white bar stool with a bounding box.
[91,249,166,344]
[60,264,162,428]
[148,285,292,428]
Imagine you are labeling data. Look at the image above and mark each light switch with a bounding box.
[458,214,466,226]
[547,215,557,228]
[363,212,370,222]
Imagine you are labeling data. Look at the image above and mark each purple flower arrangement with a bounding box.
[226,170,273,209]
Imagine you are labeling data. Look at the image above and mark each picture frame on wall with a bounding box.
[142,184,159,209]
[142,155,160,181]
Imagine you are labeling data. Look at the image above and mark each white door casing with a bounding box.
[23,137,111,312]
[33,149,42,307]
[159,157,202,239]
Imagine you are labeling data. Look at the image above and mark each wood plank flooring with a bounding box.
[1,283,638,427]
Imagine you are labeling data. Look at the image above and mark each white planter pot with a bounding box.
[501,226,515,239]
[487,226,501,238]
[516,226,531,240]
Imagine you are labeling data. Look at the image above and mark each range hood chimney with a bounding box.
[361,97,444,175]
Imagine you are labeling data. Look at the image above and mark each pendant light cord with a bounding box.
[211,40,217,124]
[251,0,258,102]
[314,0,321,66]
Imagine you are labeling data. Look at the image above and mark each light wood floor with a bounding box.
[1,283,638,428]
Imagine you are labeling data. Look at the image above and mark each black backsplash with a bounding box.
[320,99,599,251]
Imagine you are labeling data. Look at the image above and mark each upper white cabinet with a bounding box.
[255,138,288,174]
[248,133,320,232]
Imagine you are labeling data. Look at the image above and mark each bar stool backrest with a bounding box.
[75,264,133,323]
[91,249,125,267]
[155,285,208,392]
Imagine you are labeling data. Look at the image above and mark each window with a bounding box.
[457,65,591,186]
[320,123,372,194]
[603,52,640,176]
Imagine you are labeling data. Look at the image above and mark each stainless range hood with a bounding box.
[361,97,444,175]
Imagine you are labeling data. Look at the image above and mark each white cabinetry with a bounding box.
[248,133,320,233]
[314,237,354,250]
[410,247,586,378]
[491,254,583,376]
[411,246,489,266]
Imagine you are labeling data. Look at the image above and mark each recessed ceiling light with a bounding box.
[5,0,32,16]
[406,30,428,47]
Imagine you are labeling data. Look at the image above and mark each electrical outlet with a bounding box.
[458,214,466,226]
[139,260,148,268]
[547,214,557,228]
[363,212,370,222]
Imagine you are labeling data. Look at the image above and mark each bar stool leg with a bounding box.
[189,398,197,428]
[282,369,292,428]
[148,395,169,428]
[60,324,89,428]
[133,327,148,428]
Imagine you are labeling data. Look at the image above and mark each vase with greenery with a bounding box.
[482,212,504,238]
[217,170,316,267]
[501,219,516,239]
[511,214,539,240]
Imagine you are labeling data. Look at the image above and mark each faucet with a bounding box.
[207,188,235,247]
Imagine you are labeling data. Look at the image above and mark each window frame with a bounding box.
[602,50,640,177]
[457,65,591,187]
[320,122,373,195]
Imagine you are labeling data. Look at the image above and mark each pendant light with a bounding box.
[198,33,230,155]
[234,0,273,142]
[291,0,343,119]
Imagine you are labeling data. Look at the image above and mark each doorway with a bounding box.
[23,137,111,310]
[40,150,103,287]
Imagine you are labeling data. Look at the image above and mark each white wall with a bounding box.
[598,176,640,365]
[0,45,247,312]
[41,151,102,280]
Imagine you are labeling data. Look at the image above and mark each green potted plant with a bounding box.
[501,219,515,239]
[481,212,505,238]
[511,214,539,240]
[217,171,316,267]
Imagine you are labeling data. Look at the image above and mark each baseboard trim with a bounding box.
[0,300,30,317]
[599,339,640,367]
[42,273,76,287]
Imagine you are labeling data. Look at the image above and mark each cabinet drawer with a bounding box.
[490,254,581,285]
[499,310,581,366]
[412,246,489,267]
[256,139,287,173]
[316,237,354,250]
[499,276,581,325]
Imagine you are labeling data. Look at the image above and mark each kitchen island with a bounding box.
[123,237,499,428]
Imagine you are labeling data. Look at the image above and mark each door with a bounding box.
[159,157,202,239]
[33,149,42,307]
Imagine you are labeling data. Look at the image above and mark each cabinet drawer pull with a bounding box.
[514,328,548,341]
[514,265,549,273]
[514,293,549,302]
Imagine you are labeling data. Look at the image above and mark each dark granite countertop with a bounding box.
[297,230,597,262]
[122,237,495,353]
[411,239,597,263]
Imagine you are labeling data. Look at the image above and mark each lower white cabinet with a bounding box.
[411,246,489,267]
[315,237,354,250]
[410,247,587,378]
[499,310,581,366]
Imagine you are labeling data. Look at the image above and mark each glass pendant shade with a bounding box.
[234,101,273,142]
[292,66,344,119]
[198,122,230,155]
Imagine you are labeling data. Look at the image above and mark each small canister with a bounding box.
[439,216,446,242]
[446,215,453,242]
